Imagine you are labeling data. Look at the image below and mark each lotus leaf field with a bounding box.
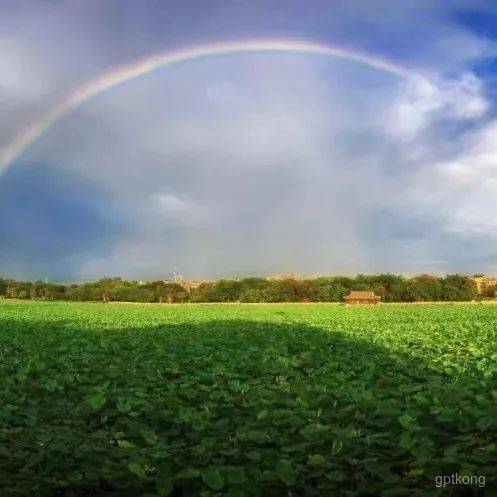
[1,301,497,496]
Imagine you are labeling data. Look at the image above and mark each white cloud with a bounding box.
[387,72,489,140]
[153,193,191,215]
[398,121,497,239]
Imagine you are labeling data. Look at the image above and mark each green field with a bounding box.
[1,301,496,496]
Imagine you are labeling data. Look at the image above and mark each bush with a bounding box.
[239,289,264,303]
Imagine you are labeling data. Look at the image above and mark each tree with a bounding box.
[441,274,477,301]
[209,280,242,302]
[317,282,346,302]
[239,289,264,303]
[481,284,496,298]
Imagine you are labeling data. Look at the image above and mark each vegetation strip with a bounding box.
[0,273,482,303]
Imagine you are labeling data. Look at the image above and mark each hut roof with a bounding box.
[345,291,379,300]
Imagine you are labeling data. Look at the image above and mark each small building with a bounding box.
[178,279,214,292]
[473,275,497,295]
[344,291,380,305]
[266,273,305,281]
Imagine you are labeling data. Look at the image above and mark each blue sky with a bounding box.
[2,0,497,280]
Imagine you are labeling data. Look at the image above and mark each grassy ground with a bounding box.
[1,301,497,496]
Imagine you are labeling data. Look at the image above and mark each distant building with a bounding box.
[473,275,497,295]
[344,291,380,305]
[267,274,305,281]
[178,280,213,292]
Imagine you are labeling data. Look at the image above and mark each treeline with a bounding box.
[0,274,482,303]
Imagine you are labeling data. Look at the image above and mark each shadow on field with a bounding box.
[0,316,495,497]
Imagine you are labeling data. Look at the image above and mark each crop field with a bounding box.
[1,301,497,496]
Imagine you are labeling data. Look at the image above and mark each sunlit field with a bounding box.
[1,301,496,496]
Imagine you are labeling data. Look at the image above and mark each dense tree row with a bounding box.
[0,274,483,303]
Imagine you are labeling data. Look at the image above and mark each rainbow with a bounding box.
[0,38,422,175]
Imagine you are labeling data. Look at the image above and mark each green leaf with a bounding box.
[407,468,424,477]
[276,460,296,486]
[225,467,245,484]
[308,454,326,466]
[477,417,493,430]
[156,477,173,496]
[129,462,146,479]
[141,428,158,445]
[85,390,106,411]
[331,440,343,455]
[156,462,174,496]
[201,468,225,490]
[117,439,136,449]
[398,413,416,429]
[177,468,200,479]
[365,460,400,483]
[246,450,261,461]
[225,490,246,497]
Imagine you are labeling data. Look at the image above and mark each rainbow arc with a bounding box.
[0,38,423,175]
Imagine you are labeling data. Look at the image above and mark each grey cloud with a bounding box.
[2,1,497,278]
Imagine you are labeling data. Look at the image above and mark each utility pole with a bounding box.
[173,266,183,284]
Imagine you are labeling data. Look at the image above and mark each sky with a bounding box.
[2,0,497,281]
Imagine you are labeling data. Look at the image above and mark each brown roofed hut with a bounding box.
[344,291,380,305]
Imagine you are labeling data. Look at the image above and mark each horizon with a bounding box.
[2,1,497,279]
[1,271,495,286]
